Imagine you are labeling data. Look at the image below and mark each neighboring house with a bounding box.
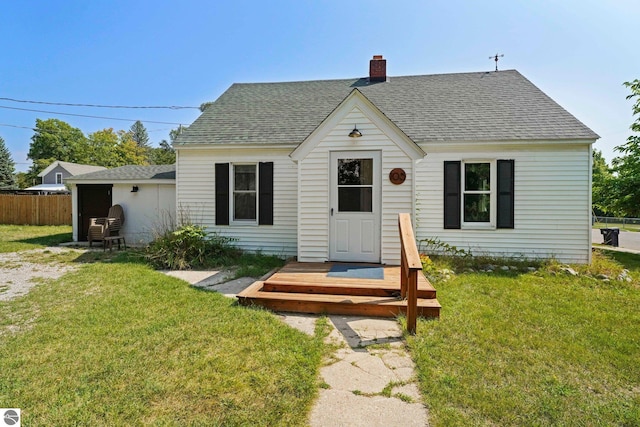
[24,161,107,194]
[173,55,599,264]
[66,165,176,245]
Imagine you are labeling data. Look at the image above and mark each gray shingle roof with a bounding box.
[175,70,599,145]
[38,161,107,178]
[68,164,175,181]
[58,161,108,175]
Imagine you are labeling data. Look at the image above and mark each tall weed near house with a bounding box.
[145,224,238,270]
[419,237,471,258]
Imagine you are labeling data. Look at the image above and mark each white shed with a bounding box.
[66,165,176,245]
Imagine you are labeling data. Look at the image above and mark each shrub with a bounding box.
[145,224,238,270]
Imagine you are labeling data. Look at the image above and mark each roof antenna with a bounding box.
[489,53,504,71]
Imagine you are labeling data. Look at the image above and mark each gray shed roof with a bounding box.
[67,164,175,182]
[176,70,598,145]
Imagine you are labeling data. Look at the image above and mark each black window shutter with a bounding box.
[215,163,229,225]
[444,161,461,229]
[258,162,274,225]
[497,159,515,229]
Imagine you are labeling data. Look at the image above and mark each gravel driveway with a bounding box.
[0,247,81,301]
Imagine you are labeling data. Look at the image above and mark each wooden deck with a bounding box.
[237,262,441,319]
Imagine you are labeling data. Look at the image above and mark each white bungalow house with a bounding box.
[173,56,599,264]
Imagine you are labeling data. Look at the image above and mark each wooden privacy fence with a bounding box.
[0,194,72,225]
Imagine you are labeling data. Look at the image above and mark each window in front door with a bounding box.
[337,158,373,212]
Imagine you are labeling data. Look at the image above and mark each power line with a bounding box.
[0,96,198,110]
[0,105,187,125]
[0,123,35,131]
[0,123,173,133]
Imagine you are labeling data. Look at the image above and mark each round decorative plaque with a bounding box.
[389,168,406,185]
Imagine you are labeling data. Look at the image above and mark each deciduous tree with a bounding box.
[117,130,148,166]
[611,79,640,217]
[149,126,181,165]
[85,128,148,168]
[591,149,615,215]
[27,119,87,170]
[149,139,176,165]
[14,172,31,189]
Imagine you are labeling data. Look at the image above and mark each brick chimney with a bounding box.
[369,55,387,82]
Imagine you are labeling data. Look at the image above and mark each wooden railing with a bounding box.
[398,213,422,334]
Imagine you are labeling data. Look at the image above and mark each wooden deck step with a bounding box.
[262,262,437,299]
[238,281,441,319]
[262,279,436,299]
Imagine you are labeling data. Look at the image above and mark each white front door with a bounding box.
[329,151,381,263]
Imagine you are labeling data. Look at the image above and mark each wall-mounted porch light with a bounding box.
[131,185,139,193]
[348,125,362,138]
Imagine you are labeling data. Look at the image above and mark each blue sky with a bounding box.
[1,0,637,172]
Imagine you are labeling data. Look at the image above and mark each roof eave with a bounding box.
[66,179,175,185]
[175,142,299,150]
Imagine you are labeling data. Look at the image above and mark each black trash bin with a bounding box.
[600,228,620,247]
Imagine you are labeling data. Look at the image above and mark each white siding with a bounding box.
[298,106,415,264]
[70,183,176,244]
[71,187,78,241]
[111,184,176,244]
[176,148,298,256]
[415,143,592,263]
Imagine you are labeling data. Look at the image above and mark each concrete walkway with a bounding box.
[165,270,430,427]
[295,314,429,427]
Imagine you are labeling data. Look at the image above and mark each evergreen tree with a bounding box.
[0,136,17,190]
[129,120,150,149]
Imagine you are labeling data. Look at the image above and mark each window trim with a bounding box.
[336,158,374,213]
[461,159,496,229]
[215,162,274,227]
[231,163,258,225]
[55,172,63,185]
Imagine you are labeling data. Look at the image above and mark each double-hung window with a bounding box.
[462,162,492,224]
[233,164,257,221]
[56,173,63,185]
[444,159,514,229]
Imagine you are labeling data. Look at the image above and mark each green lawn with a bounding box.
[4,226,640,425]
[0,225,72,252]
[0,231,326,425]
[409,250,640,426]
